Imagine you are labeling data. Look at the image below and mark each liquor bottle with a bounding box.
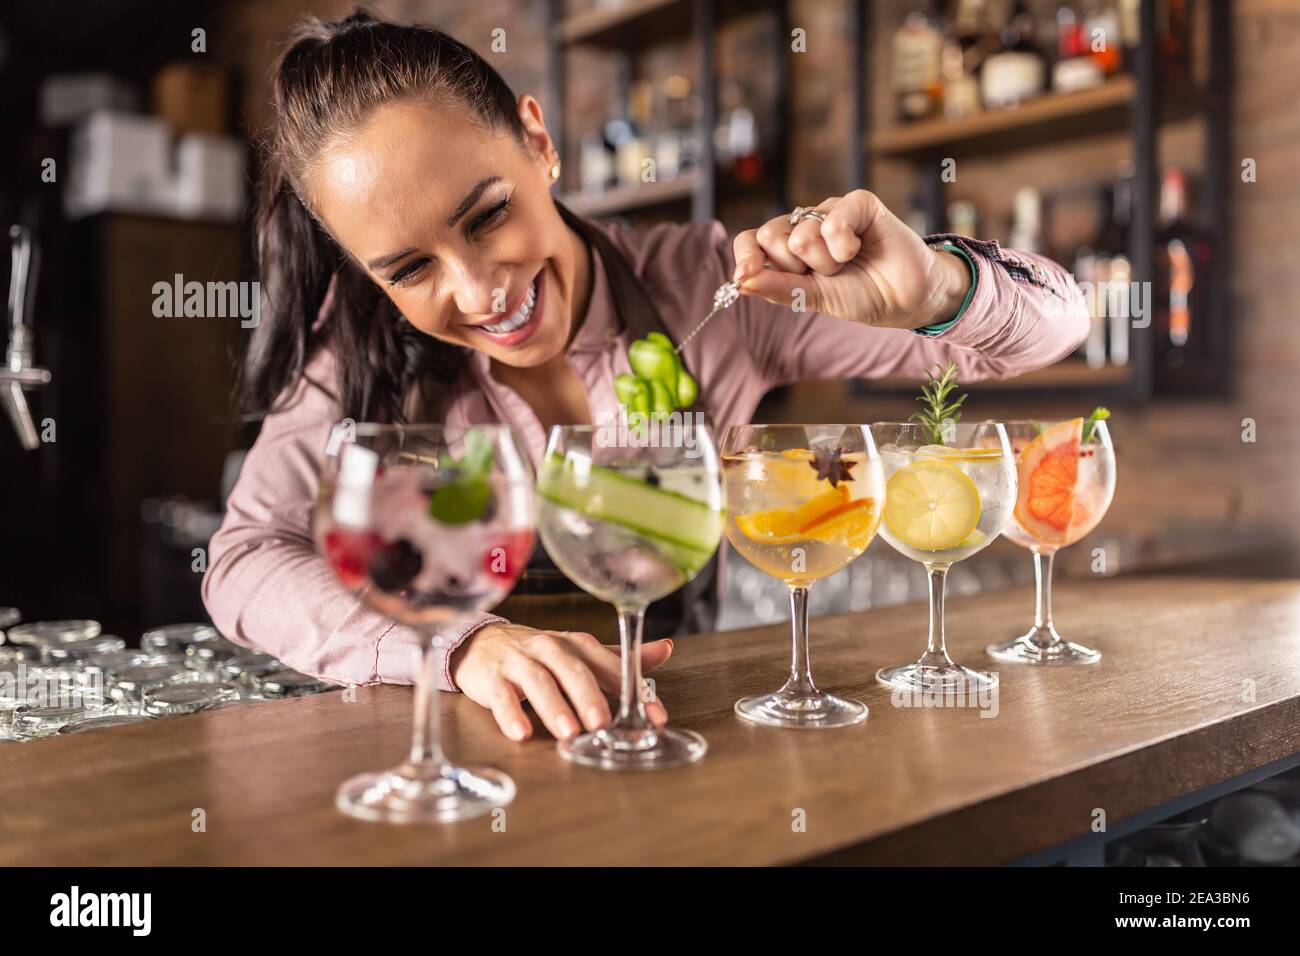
[1095,168,1133,367]
[982,1,1048,109]
[947,199,979,238]
[714,80,762,183]
[1008,187,1047,256]
[1083,0,1123,74]
[1073,241,1106,368]
[616,80,655,188]
[1118,0,1190,76]
[1053,2,1105,93]
[1153,168,1214,391]
[944,0,991,119]
[579,131,615,194]
[653,74,694,182]
[1057,3,1086,60]
[893,4,944,122]
[1158,0,1191,74]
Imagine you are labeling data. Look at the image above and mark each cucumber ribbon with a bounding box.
[614,332,699,423]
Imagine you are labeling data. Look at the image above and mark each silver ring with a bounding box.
[789,206,827,226]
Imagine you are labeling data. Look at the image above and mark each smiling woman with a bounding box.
[204,9,1089,745]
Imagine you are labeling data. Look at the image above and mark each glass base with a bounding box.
[558,724,706,771]
[735,689,867,728]
[987,631,1101,665]
[336,762,516,824]
[876,661,998,692]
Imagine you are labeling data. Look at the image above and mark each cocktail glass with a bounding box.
[722,424,884,727]
[537,421,722,769]
[871,422,1016,691]
[987,419,1116,664]
[313,423,535,822]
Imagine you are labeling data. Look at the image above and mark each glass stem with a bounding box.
[612,605,651,731]
[1031,549,1060,645]
[408,631,448,772]
[783,585,818,696]
[920,564,955,668]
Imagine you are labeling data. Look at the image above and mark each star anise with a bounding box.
[810,447,856,487]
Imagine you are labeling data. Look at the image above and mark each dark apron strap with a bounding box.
[556,202,708,414]
[530,202,719,639]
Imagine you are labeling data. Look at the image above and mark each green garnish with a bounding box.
[615,332,698,426]
[1082,406,1111,442]
[429,429,495,524]
[910,362,967,445]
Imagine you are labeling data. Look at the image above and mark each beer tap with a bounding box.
[2,225,52,450]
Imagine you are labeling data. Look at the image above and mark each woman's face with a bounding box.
[308,95,576,368]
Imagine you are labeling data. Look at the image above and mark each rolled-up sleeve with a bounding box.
[729,231,1090,387]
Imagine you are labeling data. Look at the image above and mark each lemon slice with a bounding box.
[885,459,982,551]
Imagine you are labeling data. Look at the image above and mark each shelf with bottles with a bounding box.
[558,63,778,220]
[874,1,1196,160]
[872,75,1132,158]
[904,161,1215,395]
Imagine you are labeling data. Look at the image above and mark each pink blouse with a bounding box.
[202,217,1089,691]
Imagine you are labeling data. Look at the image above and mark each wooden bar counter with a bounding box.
[3,569,1300,866]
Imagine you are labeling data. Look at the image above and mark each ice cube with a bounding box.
[915,444,956,459]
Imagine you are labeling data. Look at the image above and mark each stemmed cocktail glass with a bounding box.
[722,425,884,727]
[871,422,1016,692]
[988,418,1116,664]
[537,422,722,769]
[313,423,535,823]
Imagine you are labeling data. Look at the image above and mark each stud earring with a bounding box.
[549,162,561,181]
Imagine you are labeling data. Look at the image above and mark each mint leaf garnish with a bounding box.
[428,429,495,524]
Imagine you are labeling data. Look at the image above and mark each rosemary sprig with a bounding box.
[1082,406,1111,442]
[910,362,967,446]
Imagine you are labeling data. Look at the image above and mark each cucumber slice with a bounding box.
[538,452,722,559]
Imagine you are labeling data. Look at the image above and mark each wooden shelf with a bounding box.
[870,77,1139,160]
[555,0,763,49]
[862,359,1132,393]
[557,170,699,217]
[555,0,691,48]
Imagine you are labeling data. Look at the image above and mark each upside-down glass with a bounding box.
[537,422,722,769]
[722,425,884,727]
[313,423,535,821]
[871,422,1016,691]
[988,419,1116,664]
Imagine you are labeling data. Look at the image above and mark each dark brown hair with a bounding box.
[240,8,528,422]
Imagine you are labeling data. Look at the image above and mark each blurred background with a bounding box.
[1,0,1296,637]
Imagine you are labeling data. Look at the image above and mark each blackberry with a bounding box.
[369,539,423,591]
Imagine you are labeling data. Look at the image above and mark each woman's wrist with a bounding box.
[912,247,972,330]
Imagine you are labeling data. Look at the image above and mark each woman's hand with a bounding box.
[449,623,673,742]
[731,189,970,330]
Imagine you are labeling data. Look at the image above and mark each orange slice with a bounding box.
[735,485,851,544]
[791,484,850,525]
[800,497,876,549]
[735,509,801,542]
[1014,418,1083,545]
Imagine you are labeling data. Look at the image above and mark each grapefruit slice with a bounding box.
[1014,418,1083,545]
